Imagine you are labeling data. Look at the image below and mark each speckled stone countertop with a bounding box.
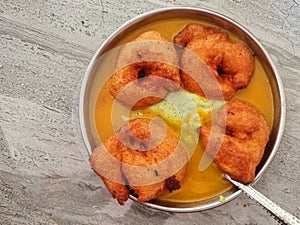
[0,1,299,224]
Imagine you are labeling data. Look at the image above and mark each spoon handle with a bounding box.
[225,174,300,225]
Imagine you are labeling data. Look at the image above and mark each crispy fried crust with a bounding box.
[109,31,181,109]
[90,118,188,204]
[89,136,129,205]
[200,101,270,183]
[173,23,228,47]
[174,24,254,100]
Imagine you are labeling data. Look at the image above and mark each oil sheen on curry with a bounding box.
[92,17,274,204]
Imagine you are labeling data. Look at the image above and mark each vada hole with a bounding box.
[138,68,147,79]
[217,65,226,76]
[225,129,234,137]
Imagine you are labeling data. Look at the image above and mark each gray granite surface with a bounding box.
[0,0,299,224]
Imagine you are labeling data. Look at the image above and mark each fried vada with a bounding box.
[174,24,254,100]
[200,101,270,183]
[90,118,188,204]
[173,23,228,48]
[109,31,181,109]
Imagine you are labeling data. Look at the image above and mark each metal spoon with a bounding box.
[224,174,300,225]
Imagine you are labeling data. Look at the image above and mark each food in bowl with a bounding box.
[79,8,285,211]
[200,101,270,184]
[90,118,188,205]
[174,23,254,100]
[89,19,273,206]
[108,30,181,108]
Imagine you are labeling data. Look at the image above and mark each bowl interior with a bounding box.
[79,7,285,212]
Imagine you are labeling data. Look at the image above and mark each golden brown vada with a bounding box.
[108,31,181,109]
[174,24,254,100]
[200,101,270,183]
[173,23,228,47]
[90,118,188,204]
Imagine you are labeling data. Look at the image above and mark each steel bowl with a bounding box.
[79,7,285,212]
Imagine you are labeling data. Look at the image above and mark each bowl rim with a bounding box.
[79,6,286,212]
